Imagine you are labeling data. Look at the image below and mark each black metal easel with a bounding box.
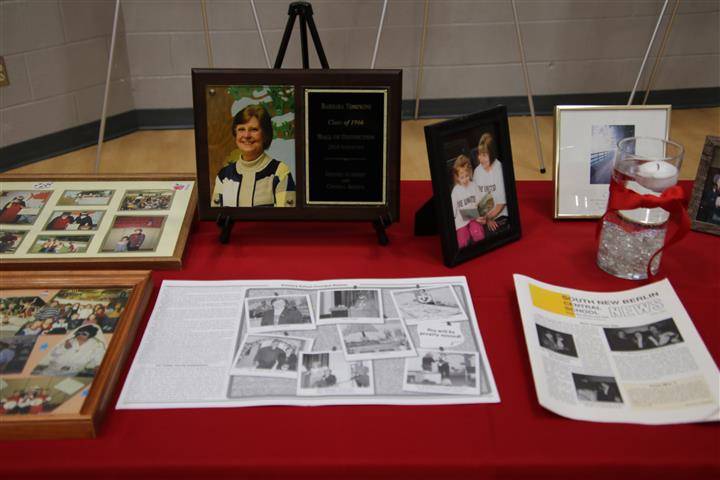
[218,1,390,246]
[274,1,329,69]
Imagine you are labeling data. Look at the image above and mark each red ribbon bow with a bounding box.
[598,178,690,280]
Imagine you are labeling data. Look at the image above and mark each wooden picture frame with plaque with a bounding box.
[191,69,401,227]
[0,270,152,439]
[0,173,197,270]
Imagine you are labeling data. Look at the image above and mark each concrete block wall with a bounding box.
[0,0,133,147]
[1,0,718,148]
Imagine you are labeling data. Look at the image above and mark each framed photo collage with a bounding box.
[0,174,197,270]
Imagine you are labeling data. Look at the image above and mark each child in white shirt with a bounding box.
[450,155,485,248]
[473,133,508,234]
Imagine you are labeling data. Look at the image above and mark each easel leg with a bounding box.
[642,0,678,104]
[274,10,298,68]
[299,13,309,68]
[217,215,235,244]
[372,215,391,246]
[510,0,546,174]
[628,0,670,105]
[95,0,121,174]
[305,10,329,68]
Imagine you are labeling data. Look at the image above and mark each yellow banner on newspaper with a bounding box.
[529,284,575,317]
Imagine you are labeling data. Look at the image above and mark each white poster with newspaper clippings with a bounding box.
[117,277,499,408]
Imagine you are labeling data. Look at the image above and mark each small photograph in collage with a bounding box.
[0,376,92,416]
[31,324,107,378]
[0,191,52,226]
[231,334,314,379]
[57,190,114,207]
[404,350,481,395]
[245,295,315,333]
[391,285,468,325]
[101,215,166,252]
[28,235,92,254]
[44,211,104,231]
[120,190,175,211]
[0,229,27,254]
[0,335,38,374]
[317,289,383,324]
[338,320,416,361]
[297,351,374,396]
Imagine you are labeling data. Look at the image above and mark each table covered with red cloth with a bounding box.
[3,181,719,480]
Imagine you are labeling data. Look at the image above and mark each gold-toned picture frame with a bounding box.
[0,270,152,439]
[688,135,720,236]
[0,174,197,270]
[553,105,671,219]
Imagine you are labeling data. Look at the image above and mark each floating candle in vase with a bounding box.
[635,160,679,192]
[598,137,685,280]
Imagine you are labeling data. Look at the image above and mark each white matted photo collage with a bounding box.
[0,180,194,258]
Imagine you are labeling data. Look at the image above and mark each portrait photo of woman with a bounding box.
[208,85,297,209]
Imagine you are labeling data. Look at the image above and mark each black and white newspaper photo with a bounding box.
[391,285,469,325]
[297,351,374,396]
[116,277,499,408]
[231,334,314,379]
[244,294,316,333]
[403,350,486,396]
[513,274,720,425]
[338,320,416,361]
[316,289,384,324]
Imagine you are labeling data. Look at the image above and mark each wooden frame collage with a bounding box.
[0,270,152,439]
[0,174,197,270]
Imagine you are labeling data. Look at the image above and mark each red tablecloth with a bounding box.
[4,181,719,480]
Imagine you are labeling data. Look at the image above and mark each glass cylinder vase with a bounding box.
[596,137,684,280]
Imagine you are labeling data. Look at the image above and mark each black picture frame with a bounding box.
[192,68,401,223]
[688,135,720,236]
[424,105,521,267]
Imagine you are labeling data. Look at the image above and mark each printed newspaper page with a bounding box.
[513,274,719,425]
[117,276,499,408]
